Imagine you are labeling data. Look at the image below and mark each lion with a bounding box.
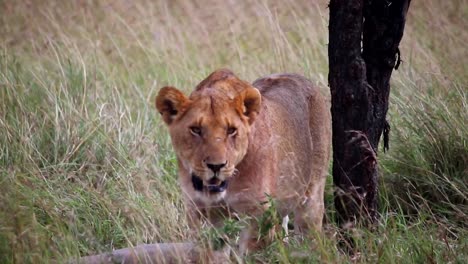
[155,69,331,254]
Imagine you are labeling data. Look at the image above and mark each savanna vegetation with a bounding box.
[0,0,466,263]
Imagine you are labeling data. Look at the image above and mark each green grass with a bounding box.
[0,0,466,263]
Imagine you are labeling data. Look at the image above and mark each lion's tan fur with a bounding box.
[156,69,331,253]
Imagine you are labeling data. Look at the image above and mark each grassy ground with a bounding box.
[0,0,466,263]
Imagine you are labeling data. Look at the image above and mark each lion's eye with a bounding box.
[190,126,202,136]
[227,127,237,136]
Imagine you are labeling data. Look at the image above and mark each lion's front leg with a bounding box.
[186,203,233,263]
[185,202,204,231]
[238,218,279,255]
[239,220,259,255]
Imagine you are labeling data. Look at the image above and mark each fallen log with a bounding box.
[73,242,200,264]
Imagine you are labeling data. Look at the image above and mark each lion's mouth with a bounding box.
[191,174,228,193]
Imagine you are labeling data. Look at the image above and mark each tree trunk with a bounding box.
[328,0,411,226]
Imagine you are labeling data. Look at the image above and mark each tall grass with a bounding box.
[0,0,466,263]
[383,84,467,223]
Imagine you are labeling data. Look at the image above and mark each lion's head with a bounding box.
[156,69,261,200]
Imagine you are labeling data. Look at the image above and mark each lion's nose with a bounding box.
[206,162,226,173]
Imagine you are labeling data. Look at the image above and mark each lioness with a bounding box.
[156,69,331,253]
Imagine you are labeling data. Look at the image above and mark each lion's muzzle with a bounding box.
[191,174,228,193]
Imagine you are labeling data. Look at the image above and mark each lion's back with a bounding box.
[252,73,331,211]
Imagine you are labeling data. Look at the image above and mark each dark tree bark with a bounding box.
[328,0,411,226]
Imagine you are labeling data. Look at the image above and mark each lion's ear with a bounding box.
[155,87,190,125]
[236,87,262,125]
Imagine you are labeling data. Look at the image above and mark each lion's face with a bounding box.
[155,71,261,200]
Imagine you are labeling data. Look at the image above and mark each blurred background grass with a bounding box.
[0,0,466,263]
